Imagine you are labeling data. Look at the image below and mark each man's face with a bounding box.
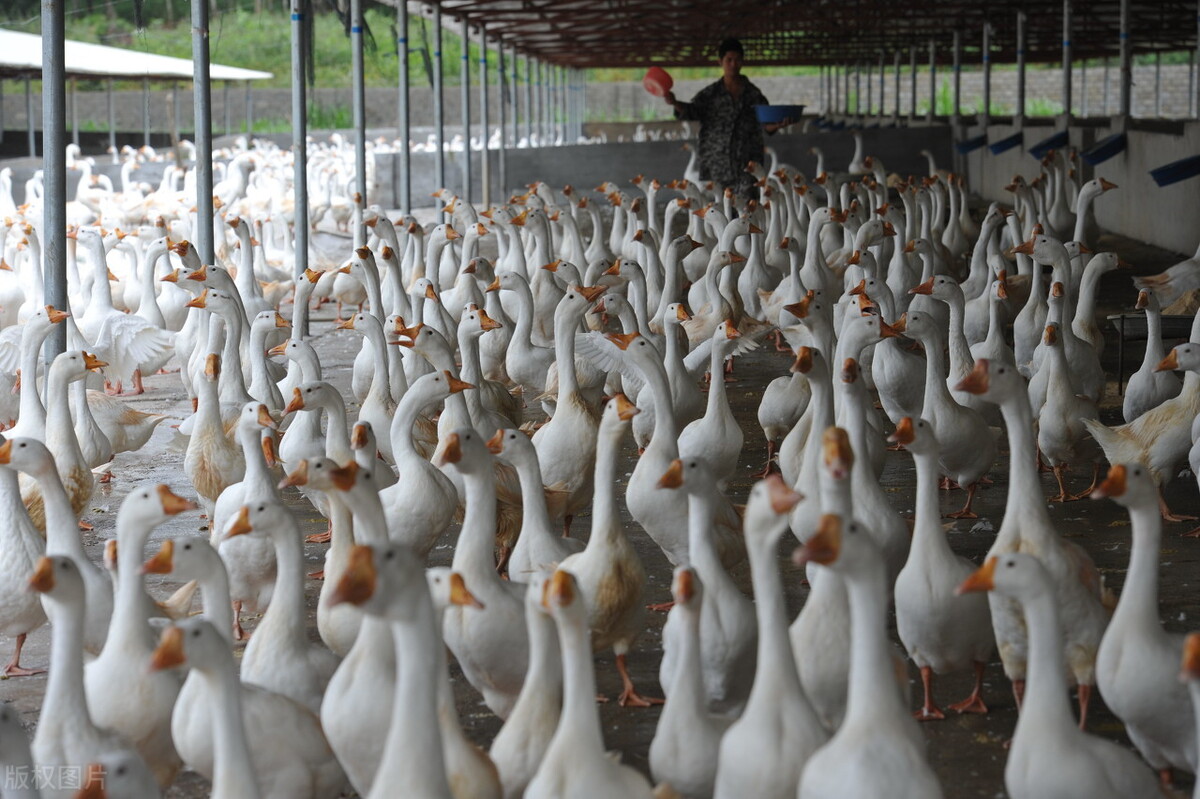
[720,50,743,79]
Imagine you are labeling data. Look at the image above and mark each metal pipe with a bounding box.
[844,62,850,115]
[1119,0,1131,116]
[1196,1,1200,118]
[498,41,507,193]
[171,82,180,144]
[244,81,253,134]
[1082,55,1089,116]
[855,61,861,116]
[193,0,214,266]
[142,77,151,147]
[1155,51,1162,117]
[0,80,5,146]
[42,0,66,357]
[1104,57,1111,115]
[927,39,935,122]
[70,78,78,147]
[878,52,885,119]
[397,0,410,213]
[479,24,489,206]
[952,30,961,122]
[509,45,518,148]
[523,54,532,146]
[893,51,901,121]
[865,60,872,115]
[224,81,230,135]
[351,0,367,204]
[460,15,471,203]
[983,23,992,125]
[909,46,916,122]
[291,1,310,335]
[27,77,35,157]
[1017,12,1026,119]
[107,78,116,154]
[434,5,445,196]
[1062,0,1072,116]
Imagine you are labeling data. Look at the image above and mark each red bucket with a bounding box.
[643,66,674,97]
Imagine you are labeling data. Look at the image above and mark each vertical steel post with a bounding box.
[1155,52,1162,117]
[866,60,872,115]
[142,78,151,147]
[398,0,411,213]
[983,23,992,125]
[26,77,36,157]
[107,78,116,154]
[1062,0,1072,116]
[42,0,66,357]
[927,39,936,121]
[893,51,901,121]
[1195,1,1200,118]
[434,5,446,196]
[878,52,885,119]
[479,24,490,206]
[1104,57,1111,115]
[1082,55,1089,116]
[291,1,310,336]
[909,46,917,122]
[1017,12,1026,119]
[498,42,508,194]
[0,80,5,146]
[351,0,367,204]
[244,81,253,134]
[1119,0,1132,116]
[460,15,471,203]
[524,54,532,146]
[224,80,230,135]
[70,78,78,147]
[193,0,214,266]
[952,30,961,122]
[855,61,861,116]
[171,82,180,144]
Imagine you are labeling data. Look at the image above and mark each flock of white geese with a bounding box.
[0,132,1198,799]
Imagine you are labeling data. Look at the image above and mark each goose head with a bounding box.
[279,456,355,495]
[670,565,702,615]
[336,310,382,339]
[541,568,587,627]
[0,436,56,479]
[886,416,938,458]
[52,349,107,387]
[351,420,378,456]
[957,552,1051,602]
[118,484,196,534]
[742,474,802,548]
[953,358,1023,405]
[142,536,220,582]
[404,370,475,414]
[603,331,663,371]
[657,455,723,498]
[426,567,485,616]
[793,513,883,580]
[329,543,430,621]
[899,310,938,344]
[283,381,343,416]
[485,427,535,469]
[1082,251,1128,276]
[556,285,606,326]
[75,751,160,799]
[149,617,230,674]
[1089,462,1157,512]
[909,274,963,305]
[252,309,290,336]
[459,308,503,341]
[599,393,639,436]
[1135,289,1159,313]
[394,323,455,371]
[434,428,493,477]
[223,499,297,544]
[28,553,86,607]
[1156,343,1200,374]
[838,312,901,358]
[711,318,743,356]
[1008,233,1071,268]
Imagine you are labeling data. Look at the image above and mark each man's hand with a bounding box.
[765,116,795,134]
[664,91,677,106]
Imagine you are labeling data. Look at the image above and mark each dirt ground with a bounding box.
[1,222,1197,798]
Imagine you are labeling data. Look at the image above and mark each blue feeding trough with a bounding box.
[754,104,805,123]
[1081,132,1127,166]
[1029,130,1069,159]
[956,133,989,154]
[1150,155,1200,187]
[989,132,1023,155]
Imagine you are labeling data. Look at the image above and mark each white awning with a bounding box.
[0,28,273,81]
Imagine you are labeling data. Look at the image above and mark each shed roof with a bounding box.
[0,28,273,81]
[407,1,1200,69]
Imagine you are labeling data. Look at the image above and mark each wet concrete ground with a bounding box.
[1,224,1198,798]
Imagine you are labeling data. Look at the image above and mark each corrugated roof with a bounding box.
[0,28,273,81]
[399,1,1200,68]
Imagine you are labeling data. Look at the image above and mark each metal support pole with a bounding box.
[107,78,116,154]
[952,30,961,122]
[351,0,367,204]
[844,63,851,115]
[291,1,309,332]
[171,82,180,143]
[244,81,253,134]
[509,46,518,147]
[26,77,35,157]
[224,81,230,135]
[1195,1,1200,118]
[397,0,410,213]
[498,41,507,193]
[927,39,936,121]
[1119,0,1132,116]
[1104,57,1111,115]
[1017,12,1026,119]
[70,78,78,146]
[866,60,872,115]
[1082,56,1089,116]
[460,15,471,203]
[878,52,885,119]
[1155,52,1162,117]
[193,0,214,266]
[42,0,67,357]
[855,61,861,116]
[523,54,532,146]
[479,25,489,206]
[0,80,5,146]
[909,46,917,122]
[1062,0,1072,117]
[143,77,151,146]
[433,5,445,194]
[893,51,901,121]
[983,23,992,125]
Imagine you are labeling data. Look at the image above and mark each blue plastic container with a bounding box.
[1081,132,1127,166]
[955,134,989,154]
[1150,155,1200,187]
[754,104,805,123]
[989,132,1023,155]
[1029,130,1069,159]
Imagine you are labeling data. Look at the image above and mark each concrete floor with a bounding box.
[1,227,1198,798]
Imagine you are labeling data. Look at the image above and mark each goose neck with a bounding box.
[453,467,501,579]
[1114,503,1165,631]
[702,343,730,417]
[746,525,804,694]
[588,425,623,547]
[1013,588,1077,740]
[912,449,952,559]
[197,659,261,798]
[513,454,556,538]
[642,354,678,450]
[40,594,90,735]
[555,611,605,753]
[26,463,84,559]
[998,392,1048,515]
[17,324,50,426]
[842,558,905,725]
[686,492,731,591]
[553,310,581,398]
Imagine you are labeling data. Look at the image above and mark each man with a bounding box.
[663,37,793,198]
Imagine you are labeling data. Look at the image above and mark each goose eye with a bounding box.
[1006,560,1015,568]
[257,505,265,512]
[116,766,127,776]
[183,543,192,550]
[384,550,395,560]
[192,628,201,637]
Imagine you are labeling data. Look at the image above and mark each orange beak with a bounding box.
[794,514,842,566]
[1156,350,1180,372]
[225,506,253,538]
[449,572,485,609]
[142,540,175,574]
[149,626,186,671]
[28,556,55,593]
[330,545,377,607]
[956,556,998,595]
[954,359,990,394]
[657,459,684,489]
[157,485,197,515]
[612,393,639,421]
[1091,464,1128,499]
[434,433,463,467]
[889,417,915,446]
